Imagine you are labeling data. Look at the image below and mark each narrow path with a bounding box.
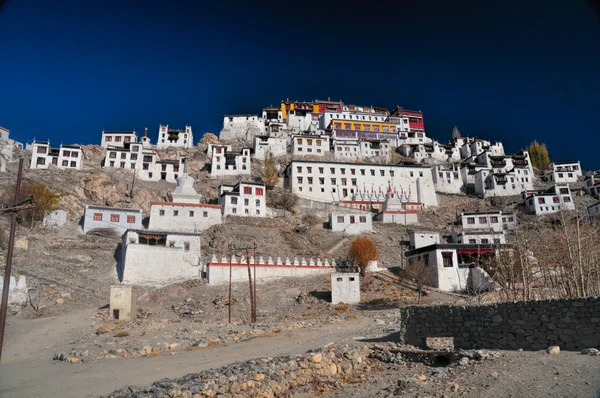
[0,312,381,398]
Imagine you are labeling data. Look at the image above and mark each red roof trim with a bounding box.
[150,202,221,209]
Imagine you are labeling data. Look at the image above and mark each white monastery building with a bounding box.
[522,185,575,215]
[218,182,266,217]
[82,205,143,234]
[292,134,331,157]
[374,189,419,225]
[546,161,582,184]
[100,130,137,148]
[219,115,265,141]
[30,141,83,170]
[329,212,373,234]
[156,124,194,149]
[148,168,222,232]
[283,160,438,207]
[252,136,287,160]
[210,145,251,178]
[0,126,23,172]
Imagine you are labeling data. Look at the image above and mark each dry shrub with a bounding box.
[334,303,351,313]
[113,331,129,338]
[86,228,119,239]
[349,236,379,275]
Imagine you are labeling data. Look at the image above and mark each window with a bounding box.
[318,167,324,174]
[481,239,489,244]
[110,214,120,222]
[232,208,237,214]
[307,177,313,184]
[490,216,498,223]
[244,198,249,206]
[337,216,344,223]
[380,170,385,176]
[319,177,325,185]
[37,146,47,153]
[359,216,367,223]
[351,178,357,185]
[341,178,347,185]
[494,239,501,244]
[410,171,414,177]
[468,239,476,244]
[159,209,165,216]
[127,215,135,223]
[115,136,122,142]
[120,162,125,168]
[189,211,194,217]
[442,252,453,267]
[558,173,564,178]
[256,188,263,196]
[184,242,190,251]
[63,150,71,157]
[245,209,249,214]
[173,210,179,216]
[467,217,475,224]
[231,197,238,205]
[330,168,335,174]
[568,173,573,178]
[131,153,138,160]
[553,196,560,203]
[350,216,355,224]
[297,177,303,184]
[331,178,336,185]
[109,152,117,159]
[93,213,102,221]
[559,188,569,194]
[341,168,345,175]
[390,170,394,177]
[256,210,260,215]
[538,197,545,204]
[370,169,375,176]
[563,196,571,202]
[62,160,68,166]
[244,186,252,195]
[307,167,312,173]
[121,153,126,159]
[169,241,175,248]
[297,166,302,173]
[360,169,366,176]
[105,136,112,142]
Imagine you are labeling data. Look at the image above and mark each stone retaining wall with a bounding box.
[399,297,600,351]
[103,345,371,397]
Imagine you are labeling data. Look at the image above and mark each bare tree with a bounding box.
[404,259,435,304]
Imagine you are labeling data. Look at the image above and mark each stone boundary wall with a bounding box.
[399,297,600,351]
[103,345,371,397]
[207,254,335,284]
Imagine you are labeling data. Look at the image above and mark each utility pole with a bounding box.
[0,159,31,362]
[246,247,254,324]
[252,243,257,323]
[130,168,136,199]
[228,247,233,324]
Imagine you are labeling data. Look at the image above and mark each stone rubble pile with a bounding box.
[102,345,372,398]
[172,298,204,317]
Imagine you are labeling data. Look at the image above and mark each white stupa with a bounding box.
[169,158,202,204]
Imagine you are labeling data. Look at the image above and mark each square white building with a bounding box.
[210,145,251,178]
[156,124,194,149]
[218,182,266,217]
[331,272,360,305]
[329,212,373,234]
[253,136,287,160]
[523,185,575,215]
[30,141,83,170]
[292,134,331,157]
[101,130,137,148]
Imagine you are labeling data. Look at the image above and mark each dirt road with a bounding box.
[0,309,380,398]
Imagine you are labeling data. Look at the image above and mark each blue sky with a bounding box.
[1,0,599,169]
